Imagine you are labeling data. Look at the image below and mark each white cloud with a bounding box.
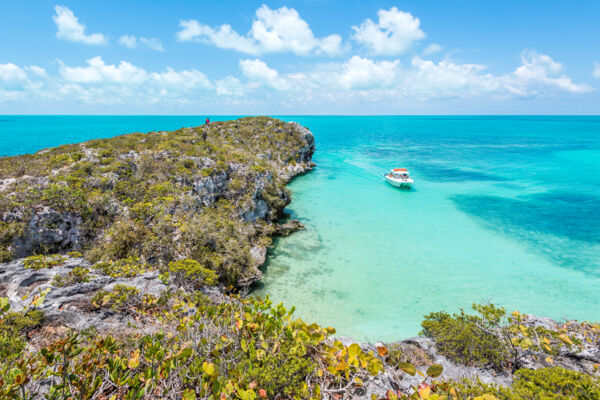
[53,5,107,45]
[59,56,148,84]
[422,43,443,56]
[119,35,165,51]
[178,20,259,54]
[140,37,165,52]
[27,66,47,77]
[406,57,498,98]
[151,67,211,89]
[216,76,244,96]
[0,50,591,110]
[592,62,600,79]
[400,51,592,99]
[0,63,28,83]
[57,57,212,92]
[234,50,590,103]
[0,63,47,101]
[506,51,592,96]
[352,7,425,56]
[118,35,137,48]
[338,56,400,89]
[239,59,289,90]
[177,5,343,56]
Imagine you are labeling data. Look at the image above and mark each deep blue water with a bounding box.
[1,115,599,340]
[0,116,237,156]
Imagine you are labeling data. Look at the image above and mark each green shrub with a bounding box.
[0,305,44,362]
[52,267,90,287]
[0,246,13,263]
[457,367,600,399]
[421,308,508,369]
[22,254,67,270]
[0,294,372,400]
[386,342,432,368]
[91,285,141,312]
[94,256,150,278]
[167,259,218,288]
[241,347,316,399]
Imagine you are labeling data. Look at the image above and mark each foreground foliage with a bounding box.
[421,303,593,372]
[0,293,386,400]
[457,367,600,399]
[1,294,599,400]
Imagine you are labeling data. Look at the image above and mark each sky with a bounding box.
[1,0,599,115]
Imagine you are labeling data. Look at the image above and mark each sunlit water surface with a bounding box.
[253,116,600,341]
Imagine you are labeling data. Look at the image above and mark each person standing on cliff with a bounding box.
[205,117,210,127]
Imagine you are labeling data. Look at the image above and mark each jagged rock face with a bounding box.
[192,171,229,207]
[13,208,83,257]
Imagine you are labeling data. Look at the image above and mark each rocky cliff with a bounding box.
[0,117,315,287]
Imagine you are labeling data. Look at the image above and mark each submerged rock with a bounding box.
[276,219,305,236]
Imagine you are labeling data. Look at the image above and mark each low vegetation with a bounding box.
[0,292,386,400]
[1,294,598,399]
[456,367,600,399]
[22,254,68,270]
[421,303,596,373]
[0,117,313,287]
[52,266,90,286]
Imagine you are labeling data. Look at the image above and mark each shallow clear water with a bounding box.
[1,115,599,341]
[253,116,600,341]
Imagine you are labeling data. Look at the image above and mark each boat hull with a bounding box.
[385,175,413,188]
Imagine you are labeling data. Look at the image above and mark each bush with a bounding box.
[22,254,67,270]
[0,301,44,362]
[0,295,384,400]
[167,259,218,288]
[94,257,150,278]
[52,267,90,287]
[91,285,141,312]
[421,308,508,369]
[457,367,600,399]
[386,342,432,368]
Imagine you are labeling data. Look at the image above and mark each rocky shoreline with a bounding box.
[1,252,599,399]
[0,117,598,399]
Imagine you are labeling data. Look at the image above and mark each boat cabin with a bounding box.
[388,168,410,178]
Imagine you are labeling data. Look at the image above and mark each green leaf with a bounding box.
[179,347,193,359]
[202,361,215,376]
[0,297,9,312]
[426,364,443,378]
[367,359,382,376]
[348,343,361,358]
[473,395,500,400]
[241,339,248,352]
[182,389,196,400]
[397,361,416,376]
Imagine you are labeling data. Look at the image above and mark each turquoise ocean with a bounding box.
[1,116,599,340]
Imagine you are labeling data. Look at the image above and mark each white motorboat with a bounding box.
[384,168,414,188]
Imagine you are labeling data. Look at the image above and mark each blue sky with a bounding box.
[1,0,599,114]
